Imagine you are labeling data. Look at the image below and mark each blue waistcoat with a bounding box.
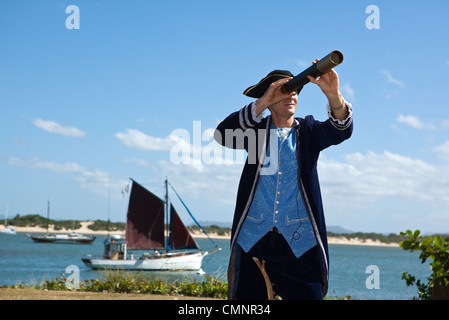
[237,124,317,258]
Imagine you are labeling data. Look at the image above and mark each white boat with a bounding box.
[1,204,16,235]
[82,179,220,271]
[82,235,211,271]
[0,228,16,235]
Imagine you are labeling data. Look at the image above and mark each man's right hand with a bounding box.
[254,77,296,117]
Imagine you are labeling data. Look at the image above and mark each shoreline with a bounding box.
[1,221,117,236]
[2,222,399,247]
[327,236,398,247]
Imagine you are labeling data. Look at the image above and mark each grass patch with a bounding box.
[7,270,228,299]
[5,270,352,300]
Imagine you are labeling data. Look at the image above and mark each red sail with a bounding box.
[126,180,165,250]
[168,204,198,250]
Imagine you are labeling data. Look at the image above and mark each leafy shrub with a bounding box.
[38,271,228,299]
[87,220,125,231]
[400,229,449,300]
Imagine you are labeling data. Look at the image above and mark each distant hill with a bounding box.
[327,225,355,234]
[191,221,232,229]
[193,223,355,234]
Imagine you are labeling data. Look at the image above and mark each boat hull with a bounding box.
[0,228,16,235]
[82,251,205,271]
[31,235,96,245]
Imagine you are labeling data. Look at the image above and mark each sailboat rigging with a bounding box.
[82,178,220,271]
[1,203,16,235]
[28,200,96,244]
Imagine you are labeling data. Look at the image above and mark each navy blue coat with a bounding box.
[214,102,353,299]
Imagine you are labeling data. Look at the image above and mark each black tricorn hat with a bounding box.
[243,70,293,98]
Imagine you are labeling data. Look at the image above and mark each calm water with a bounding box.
[0,233,430,300]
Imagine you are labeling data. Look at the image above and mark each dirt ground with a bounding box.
[0,288,220,300]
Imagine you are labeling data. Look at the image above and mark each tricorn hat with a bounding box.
[243,70,293,98]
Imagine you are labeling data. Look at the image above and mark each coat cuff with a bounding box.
[327,99,353,131]
[239,102,264,130]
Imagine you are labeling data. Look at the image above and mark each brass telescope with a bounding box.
[282,50,344,94]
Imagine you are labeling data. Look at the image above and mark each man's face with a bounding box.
[270,93,298,118]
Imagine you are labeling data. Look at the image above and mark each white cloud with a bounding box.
[379,69,405,88]
[32,118,85,137]
[157,159,242,207]
[434,140,449,161]
[7,157,127,200]
[396,114,435,130]
[318,151,449,209]
[127,148,449,232]
[114,127,243,167]
[116,128,449,214]
[341,83,355,101]
[7,157,85,173]
[114,128,206,159]
[114,129,174,151]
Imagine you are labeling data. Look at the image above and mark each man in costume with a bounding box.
[214,60,353,300]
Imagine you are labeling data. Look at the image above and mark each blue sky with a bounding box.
[1,0,449,234]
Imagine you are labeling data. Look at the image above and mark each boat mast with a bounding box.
[46,200,50,234]
[4,203,8,228]
[107,175,111,239]
[164,178,169,252]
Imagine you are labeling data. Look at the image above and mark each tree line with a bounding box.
[5,214,447,246]
[3,214,125,232]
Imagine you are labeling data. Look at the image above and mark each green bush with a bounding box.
[6,214,125,232]
[39,271,228,299]
[400,229,449,300]
[87,220,125,231]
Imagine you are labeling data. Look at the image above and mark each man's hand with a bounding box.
[254,78,296,117]
[307,59,342,101]
[307,59,347,120]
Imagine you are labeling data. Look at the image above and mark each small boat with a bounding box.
[82,179,220,271]
[0,228,16,235]
[30,232,96,244]
[1,204,16,235]
[29,200,96,244]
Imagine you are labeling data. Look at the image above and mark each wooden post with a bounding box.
[252,257,275,300]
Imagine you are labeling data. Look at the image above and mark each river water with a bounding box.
[0,233,430,299]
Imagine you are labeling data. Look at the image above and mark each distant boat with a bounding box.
[82,179,220,271]
[28,200,96,245]
[1,204,16,235]
[30,232,96,244]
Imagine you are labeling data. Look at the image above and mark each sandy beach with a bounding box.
[1,222,399,247]
[327,236,398,247]
[1,221,120,236]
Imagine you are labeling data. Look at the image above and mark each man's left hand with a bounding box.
[307,59,347,120]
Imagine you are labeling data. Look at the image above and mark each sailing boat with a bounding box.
[29,200,96,244]
[82,179,220,271]
[1,204,16,235]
